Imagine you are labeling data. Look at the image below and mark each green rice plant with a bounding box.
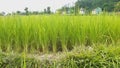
[0,15,120,53]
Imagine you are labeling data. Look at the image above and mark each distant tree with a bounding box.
[33,11,39,15]
[0,13,3,16]
[102,2,114,11]
[114,1,120,11]
[44,9,47,14]
[70,7,74,14]
[47,7,51,14]
[75,0,80,15]
[75,0,93,12]
[16,11,21,15]
[24,7,29,15]
[63,6,70,14]
[56,5,74,14]
[75,0,119,12]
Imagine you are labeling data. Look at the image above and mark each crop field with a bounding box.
[0,15,120,68]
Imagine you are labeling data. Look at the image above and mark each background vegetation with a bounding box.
[75,0,120,12]
[1,44,120,68]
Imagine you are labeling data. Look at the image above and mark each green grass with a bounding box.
[0,15,120,53]
[58,45,120,68]
[1,44,120,68]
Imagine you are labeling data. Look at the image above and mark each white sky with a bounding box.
[0,0,77,13]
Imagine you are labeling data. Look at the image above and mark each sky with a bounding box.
[0,0,77,13]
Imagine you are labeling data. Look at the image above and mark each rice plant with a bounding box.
[0,15,120,53]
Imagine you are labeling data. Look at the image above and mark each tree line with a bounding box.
[0,0,120,16]
[57,0,120,14]
[75,0,120,12]
[17,7,52,15]
[0,6,52,16]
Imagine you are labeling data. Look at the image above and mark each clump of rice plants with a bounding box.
[0,15,120,53]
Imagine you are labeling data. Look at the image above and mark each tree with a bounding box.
[0,13,3,16]
[75,0,93,12]
[114,1,120,11]
[47,7,51,14]
[32,11,39,15]
[16,11,21,15]
[24,7,29,15]
[44,9,47,14]
[75,0,119,12]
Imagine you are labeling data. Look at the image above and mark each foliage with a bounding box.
[60,45,120,68]
[0,52,40,68]
[47,7,51,14]
[75,0,120,12]
[1,45,120,68]
[114,1,120,11]
[24,7,29,15]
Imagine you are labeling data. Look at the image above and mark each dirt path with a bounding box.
[27,52,67,62]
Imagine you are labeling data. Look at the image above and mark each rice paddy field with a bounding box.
[0,15,120,68]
